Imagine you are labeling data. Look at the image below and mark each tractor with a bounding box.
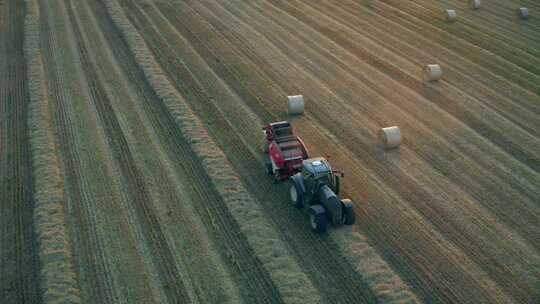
[289,157,356,233]
[262,121,309,182]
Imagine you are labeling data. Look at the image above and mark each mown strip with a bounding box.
[101,0,322,303]
[23,0,81,302]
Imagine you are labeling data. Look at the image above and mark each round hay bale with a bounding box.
[446,9,457,22]
[287,95,305,115]
[423,64,443,82]
[379,126,401,149]
[518,8,529,19]
[471,0,481,10]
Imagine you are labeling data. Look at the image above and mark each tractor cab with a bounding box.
[300,158,340,200]
[289,157,353,233]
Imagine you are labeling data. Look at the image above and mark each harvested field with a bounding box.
[1,0,539,303]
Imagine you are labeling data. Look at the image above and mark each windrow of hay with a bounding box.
[102,1,321,303]
[23,0,81,303]
[332,229,420,303]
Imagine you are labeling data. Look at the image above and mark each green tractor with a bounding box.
[289,157,356,233]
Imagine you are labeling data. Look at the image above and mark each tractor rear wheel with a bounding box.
[309,205,327,233]
[289,181,304,209]
[341,199,356,225]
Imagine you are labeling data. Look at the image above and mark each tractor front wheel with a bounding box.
[309,205,327,233]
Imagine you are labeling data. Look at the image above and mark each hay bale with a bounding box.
[287,95,305,115]
[423,64,443,82]
[379,126,401,149]
[518,8,529,19]
[471,0,481,10]
[446,9,457,22]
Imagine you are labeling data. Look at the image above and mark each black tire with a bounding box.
[309,206,327,233]
[342,199,356,225]
[289,181,303,209]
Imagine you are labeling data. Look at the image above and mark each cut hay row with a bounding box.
[331,229,419,303]
[23,0,81,302]
[68,1,245,302]
[181,1,529,302]
[102,1,321,303]
[144,2,416,302]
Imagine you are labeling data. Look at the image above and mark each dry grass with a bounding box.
[332,228,419,303]
[23,0,80,302]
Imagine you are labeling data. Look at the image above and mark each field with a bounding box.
[1,0,539,303]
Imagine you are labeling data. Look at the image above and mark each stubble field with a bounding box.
[1,0,539,303]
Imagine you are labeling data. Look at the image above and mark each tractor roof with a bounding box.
[303,157,331,175]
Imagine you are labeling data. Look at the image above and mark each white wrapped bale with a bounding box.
[379,126,401,149]
[471,0,481,10]
[446,9,457,22]
[424,64,443,82]
[518,8,529,19]
[287,95,305,115]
